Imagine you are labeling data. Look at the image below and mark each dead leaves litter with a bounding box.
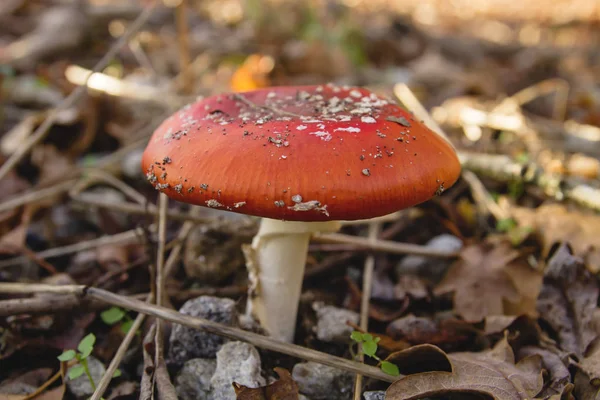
[435,237,543,321]
[536,243,599,358]
[386,336,544,400]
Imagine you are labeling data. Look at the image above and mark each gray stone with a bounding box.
[364,391,386,400]
[313,302,359,343]
[175,358,216,400]
[396,234,463,280]
[168,296,238,365]
[292,362,354,400]
[210,341,266,400]
[66,356,106,399]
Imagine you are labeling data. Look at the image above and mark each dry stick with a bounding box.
[155,193,168,343]
[70,196,223,226]
[152,193,178,399]
[70,169,148,205]
[0,295,89,316]
[0,221,456,270]
[0,228,145,269]
[0,283,396,382]
[353,222,382,400]
[0,179,77,214]
[459,151,600,212]
[89,293,153,400]
[0,2,157,183]
[175,0,193,93]
[313,233,458,258]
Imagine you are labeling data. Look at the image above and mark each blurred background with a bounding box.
[1,0,600,187]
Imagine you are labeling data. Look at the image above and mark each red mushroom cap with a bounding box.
[142,85,460,221]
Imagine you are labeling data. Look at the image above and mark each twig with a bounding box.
[0,228,147,269]
[90,293,154,400]
[508,78,569,121]
[70,196,217,225]
[461,170,510,221]
[0,2,157,183]
[353,222,382,400]
[0,295,90,317]
[21,369,63,400]
[0,179,77,214]
[0,285,248,317]
[155,192,168,339]
[0,283,397,383]
[152,193,178,398]
[459,151,600,211]
[175,0,193,93]
[312,233,459,258]
[393,83,453,145]
[70,169,148,205]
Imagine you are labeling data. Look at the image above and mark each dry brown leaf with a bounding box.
[519,346,572,398]
[434,237,543,321]
[386,336,544,400]
[574,340,600,400]
[233,368,299,400]
[537,243,599,358]
[512,204,600,272]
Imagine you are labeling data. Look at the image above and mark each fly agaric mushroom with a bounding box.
[142,84,460,342]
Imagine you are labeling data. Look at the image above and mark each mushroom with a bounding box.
[141,84,461,342]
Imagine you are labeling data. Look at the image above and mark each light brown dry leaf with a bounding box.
[537,244,599,358]
[234,368,299,400]
[434,237,543,321]
[386,336,544,400]
[512,204,600,273]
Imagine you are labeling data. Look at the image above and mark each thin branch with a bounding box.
[0,2,157,182]
[353,221,382,399]
[89,294,153,400]
[313,233,459,258]
[0,283,397,383]
[0,228,147,269]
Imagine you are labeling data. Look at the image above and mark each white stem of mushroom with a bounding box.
[245,218,341,342]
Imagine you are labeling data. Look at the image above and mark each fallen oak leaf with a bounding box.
[434,237,543,321]
[233,368,298,400]
[536,243,599,358]
[574,340,600,400]
[386,336,544,400]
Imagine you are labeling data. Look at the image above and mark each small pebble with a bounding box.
[396,234,462,280]
[363,391,386,400]
[175,358,216,400]
[292,362,354,400]
[210,341,266,400]
[66,356,106,399]
[168,296,238,365]
[313,302,359,342]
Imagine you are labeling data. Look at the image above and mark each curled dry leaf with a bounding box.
[233,367,299,400]
[512,204,600,273]
[574,340,600,400]
[518,346,572,398]
[537,243,599,358]
[434,237,543,321]
[386,336,544,400]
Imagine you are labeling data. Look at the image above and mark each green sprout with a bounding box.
[496,218,533,246]
[101,306,136,335]
[57,333,121,390]
[350,331,399,376]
